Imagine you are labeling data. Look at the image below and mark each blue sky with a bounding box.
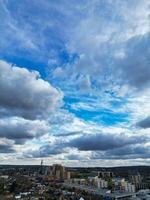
[0,0,150,166]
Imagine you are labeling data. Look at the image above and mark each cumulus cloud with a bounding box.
[92,145,150,160]
[0,60,64,151]
[25,130,150,159]
[118,33,150,90]
[62,0,150,93]
[0,60,63,119]
[0,139,15,153]
[137,116,150,128]
[0,117,49,144]
[0,144,15,153]
[68,133,147,151]
[24,143,67,158]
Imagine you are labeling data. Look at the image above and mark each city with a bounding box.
[0,164,150,199]
[0,0,150,200]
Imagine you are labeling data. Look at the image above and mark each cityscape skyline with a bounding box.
[0,164,149,199]
[0,0,150,167]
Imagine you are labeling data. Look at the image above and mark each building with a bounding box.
[64,171,71,180]
[130,172,142,184]
[48,164,70,180]
[129,172,144,190]
[113,178,135,193]
[98,171,114,178]
[97,178,108,189]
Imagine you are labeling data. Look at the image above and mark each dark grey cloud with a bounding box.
[92,145,150,160]
[26,132,150,159]
[118,33,150,89]
[0,60,63,120]
[0,118,48,144]
[137,116,150,128]
[24,143,67,158]
[22,132,149,159]
[39,144,66,157]
[0,144,15,153]
[54,131,82,137]
[68,133,147,151]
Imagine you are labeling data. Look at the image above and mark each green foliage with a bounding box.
[0,179,4,194]
[107,178,113,190]
[79,173,88,179]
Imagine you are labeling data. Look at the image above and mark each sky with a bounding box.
[0,0,150,167]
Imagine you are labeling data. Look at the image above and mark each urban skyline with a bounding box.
[0,0,150,167]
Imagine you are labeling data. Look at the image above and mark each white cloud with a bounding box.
[0,117,49,144]
[0,60,63,154]
[0,60,63,119]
